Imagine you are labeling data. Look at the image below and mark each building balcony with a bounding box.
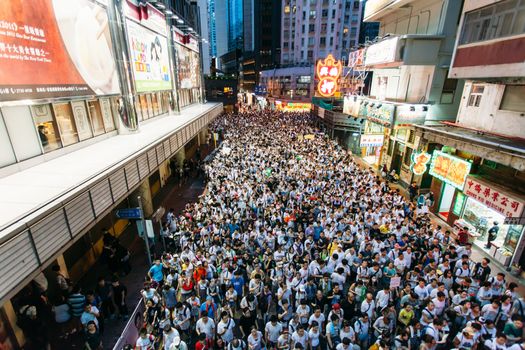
[363,34,444,69]
[363,0,416,22]
[450,35,525,79]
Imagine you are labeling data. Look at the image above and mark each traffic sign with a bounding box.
[137,220,155,239]
[115,207,142,219]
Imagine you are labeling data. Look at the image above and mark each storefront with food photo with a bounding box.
[427,150,473,222]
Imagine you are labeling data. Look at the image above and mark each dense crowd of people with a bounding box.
[132,111,525,350]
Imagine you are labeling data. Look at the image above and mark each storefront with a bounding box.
[456,176,525,267]
[428,150,472,221]
[358,99,395,168]
[173,28,202,108]
[125,1,174,118]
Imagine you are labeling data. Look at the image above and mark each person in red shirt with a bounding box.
[195,333,208,350]
[193,262,207,283]
[457,226,469,246]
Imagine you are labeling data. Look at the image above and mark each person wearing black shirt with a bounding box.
[341,292,357,321]
[473,258,492,282]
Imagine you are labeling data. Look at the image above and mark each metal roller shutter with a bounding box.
[109,169,127,203]
[30,209,70,262]
[137,154,149,180]
[147,149,157,171]
[90,179,113,217]
[65,192,95,237]
[125,161,140,188]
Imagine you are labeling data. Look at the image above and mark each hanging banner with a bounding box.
[428,151,472,190]
[343,95,361,116]
[0,0,120,102]
[175,43,201,89]
[464,176,525,218]
[127,20,172,92]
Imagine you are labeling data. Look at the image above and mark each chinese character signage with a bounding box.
[360,134,384,147]
[395,104,429,126]
[0,0,120,102]
[316,54,341,97]
[464,177,525,218]
[276,101,312,112]
[410,152,431,176]
[428,151,472,190]
[127,20,172,92]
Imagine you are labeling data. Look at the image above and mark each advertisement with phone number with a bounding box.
[0,0,120,102]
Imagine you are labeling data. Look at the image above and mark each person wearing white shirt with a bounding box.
[217,312,236,344]
[163,326,180,350]
[484,334,508,350]
[291,326,309,349]
[361,293,376,320]
[375,287,391,311]
[195,314,215,340]
[414,280,430,301]
[308,321,322,350]
[265,315,282,347]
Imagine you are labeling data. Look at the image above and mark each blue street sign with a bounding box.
[115,207,142,219]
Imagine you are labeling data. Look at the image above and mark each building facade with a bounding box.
[340,0,464,185]
[280,0,363,65]
[414,0,525,272]
[0,0,221,346]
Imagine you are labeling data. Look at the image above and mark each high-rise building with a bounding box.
[280,0,363,65]
[197,0,211,75]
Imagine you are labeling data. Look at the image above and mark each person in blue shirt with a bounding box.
[231,270,245,298]
[200,296,217,319]
[148,259,164,284]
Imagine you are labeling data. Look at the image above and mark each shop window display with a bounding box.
[462,197,509,251]
[87,100,106,136]
[53,103,79,146]
[31,104,62,153]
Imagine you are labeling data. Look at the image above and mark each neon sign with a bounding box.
[428,151,472,190]
[316,54,342,97]
[410,152,431,176]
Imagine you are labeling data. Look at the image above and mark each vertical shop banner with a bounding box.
[127,20,172,93]
[175,43,201,89]
[0,0,120,102]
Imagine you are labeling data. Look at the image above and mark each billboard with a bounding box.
[127,20,172,93]
[428,151,472,190]
[175,43,201,89]
[0,0,120,102]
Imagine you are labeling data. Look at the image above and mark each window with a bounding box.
[303,11,306,20]
[308,37,314,46]
[460,0,525,45]
[302,24,305,33]
[320,37,326,46]
[283,41,289,48]
[284,5,290,13]
[344,27,349,34]
[310,10,316,18]
[329,37,334,45]
[408,130,415,144]
[331,23,335,31]
[309,24,315,32]
[53,103,79,146]
[332,9,336,18]
[354,1,360,9]
[467,85,484,107]
[321,23,327,32]
[322,9,328,17]
[387,140,394,156]
[403,147,413,166]
[500,85,525,112]
[301,38,305,45]
[307,50,313,59]
[440,74,458,104]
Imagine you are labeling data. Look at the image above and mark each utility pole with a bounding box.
[138,196,152,266]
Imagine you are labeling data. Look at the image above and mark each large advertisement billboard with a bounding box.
[0,0,120,102]
[127,20,172,93]
[175,44,201,89]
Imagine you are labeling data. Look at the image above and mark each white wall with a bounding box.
[198,0,211,75]
[379,0,445,36]
[369,65,435,103]
[457,82,525,138]
[1,106,42,162]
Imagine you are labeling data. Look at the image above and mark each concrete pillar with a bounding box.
[199,129,208,146]
[130,180,154,217]
[56,254,69,278]
[2,301,24,347]
[107,0,139,133]
[175,147,186,168]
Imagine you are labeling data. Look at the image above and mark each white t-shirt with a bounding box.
[265,322,282,343]
[291,331,309,348]
[217,318,236,342]
[309,328,321,347]
[136,335,155,350]
[196,318,215,338]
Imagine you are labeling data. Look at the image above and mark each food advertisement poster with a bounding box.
[0,0,120,102]
[175,44,201,89]
[127,20,172,93]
